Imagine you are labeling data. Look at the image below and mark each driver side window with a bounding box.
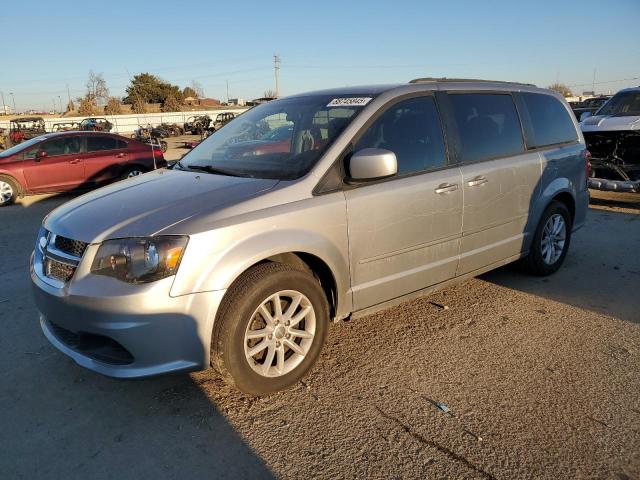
[24,137,82,159]
[354,96,446,175]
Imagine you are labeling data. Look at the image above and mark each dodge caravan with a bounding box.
[31,79,589,395]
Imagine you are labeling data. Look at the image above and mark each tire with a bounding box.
[0,175,20,206]
[211,262,329,396]
[521,201,572,276]
[121,166,146,180]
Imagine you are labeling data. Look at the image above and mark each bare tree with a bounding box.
[191,80,204,98]
[104,97,122,115]
[548,83,573,97]
[263,89,277,98]
[66,99,75,113]
[132,97,147,114]
[86,70,109,104]
[161,95,181,112]
[77,97,97,116]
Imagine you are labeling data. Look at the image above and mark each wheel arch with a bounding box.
[525,178,577,252]
[0,172,24,196]
[171,229,352,320]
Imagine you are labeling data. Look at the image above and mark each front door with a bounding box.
[22,136,84,192]
[344,95,463,311]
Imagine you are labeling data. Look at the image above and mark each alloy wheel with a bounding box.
[0,181,14,204]
[244,290,316,378]
[541,213,566,265]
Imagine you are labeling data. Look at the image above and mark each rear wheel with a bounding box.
[121,166,146,180]
[0,176,20,206]
[211,262,329,396]
[521,201,572,276]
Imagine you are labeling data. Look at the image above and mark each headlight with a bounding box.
[91,236,188,284]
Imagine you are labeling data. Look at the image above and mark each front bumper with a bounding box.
[588,177,639,193]
[31,251,225,378]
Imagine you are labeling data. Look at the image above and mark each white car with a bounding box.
[580,86,640,193]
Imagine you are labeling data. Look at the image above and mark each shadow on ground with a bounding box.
[481,206,640,324]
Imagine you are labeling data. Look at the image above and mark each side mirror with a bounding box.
[37,150,48,161]
[580,111,592,122]
[347,148,397,181]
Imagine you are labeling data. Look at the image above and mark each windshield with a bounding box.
[0,136,47,158]
[596,91,640,117]
[176,94,373,180]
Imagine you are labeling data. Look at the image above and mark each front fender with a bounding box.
[170,194,351,316]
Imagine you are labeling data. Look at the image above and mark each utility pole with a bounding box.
[58,96,62,113]
[10,93,16,114]
[0,91,5,114]
[226,80,230,103]
[274,53,280,98]
[52,99,56,113]
[592,68,597,94]
[66,84,71,110]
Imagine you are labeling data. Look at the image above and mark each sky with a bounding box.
[1,0,639,111]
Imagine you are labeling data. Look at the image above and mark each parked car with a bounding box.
[79,117,113,132]
[53,121,80,132]
[0,131,165,206]
[6,117,47,146]
[183,115,211,135]
[31,80,588,395]
[580,86,640,192]
[571,96,611,120]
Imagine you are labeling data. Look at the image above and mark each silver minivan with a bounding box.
[31,79,589,395]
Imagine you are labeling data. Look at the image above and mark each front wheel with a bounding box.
[0,176,20,206]
[211,262,329,396]
[521,201,572,276]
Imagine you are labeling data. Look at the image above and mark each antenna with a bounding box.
[274,53,280,97]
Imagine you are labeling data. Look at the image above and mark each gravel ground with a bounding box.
[1,165,639,479]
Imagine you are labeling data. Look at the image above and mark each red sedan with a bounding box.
[0,131,166,206]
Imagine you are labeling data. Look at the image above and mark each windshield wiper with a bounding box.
[187,164,248,177]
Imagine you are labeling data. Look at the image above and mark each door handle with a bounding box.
[117,153,127,158]
[69,159,81,164]
[467,176,488,187]
[434,183,458,194]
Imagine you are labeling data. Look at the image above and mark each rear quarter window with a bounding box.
[448,93,524,163]
[87,136,118,152]
[518,93,578,148]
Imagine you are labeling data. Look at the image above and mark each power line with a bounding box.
[566,76,640,88]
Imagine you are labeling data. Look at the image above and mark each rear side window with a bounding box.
[448,93,524,163]
[519,93,578,148]
[87,136,123,152]
[354,96,446,175]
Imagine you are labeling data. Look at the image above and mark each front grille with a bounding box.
[47,320,134,365]
[44,257,76,282]
[54,235,88,258]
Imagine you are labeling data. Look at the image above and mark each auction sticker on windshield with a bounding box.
[327,97,372,107]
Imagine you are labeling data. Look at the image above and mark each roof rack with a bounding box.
[409,77,536,87]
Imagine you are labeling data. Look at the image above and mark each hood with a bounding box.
[581,114,640,132]
[45,169,279,243]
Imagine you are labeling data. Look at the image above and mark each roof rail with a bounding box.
[409,77,536,87]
